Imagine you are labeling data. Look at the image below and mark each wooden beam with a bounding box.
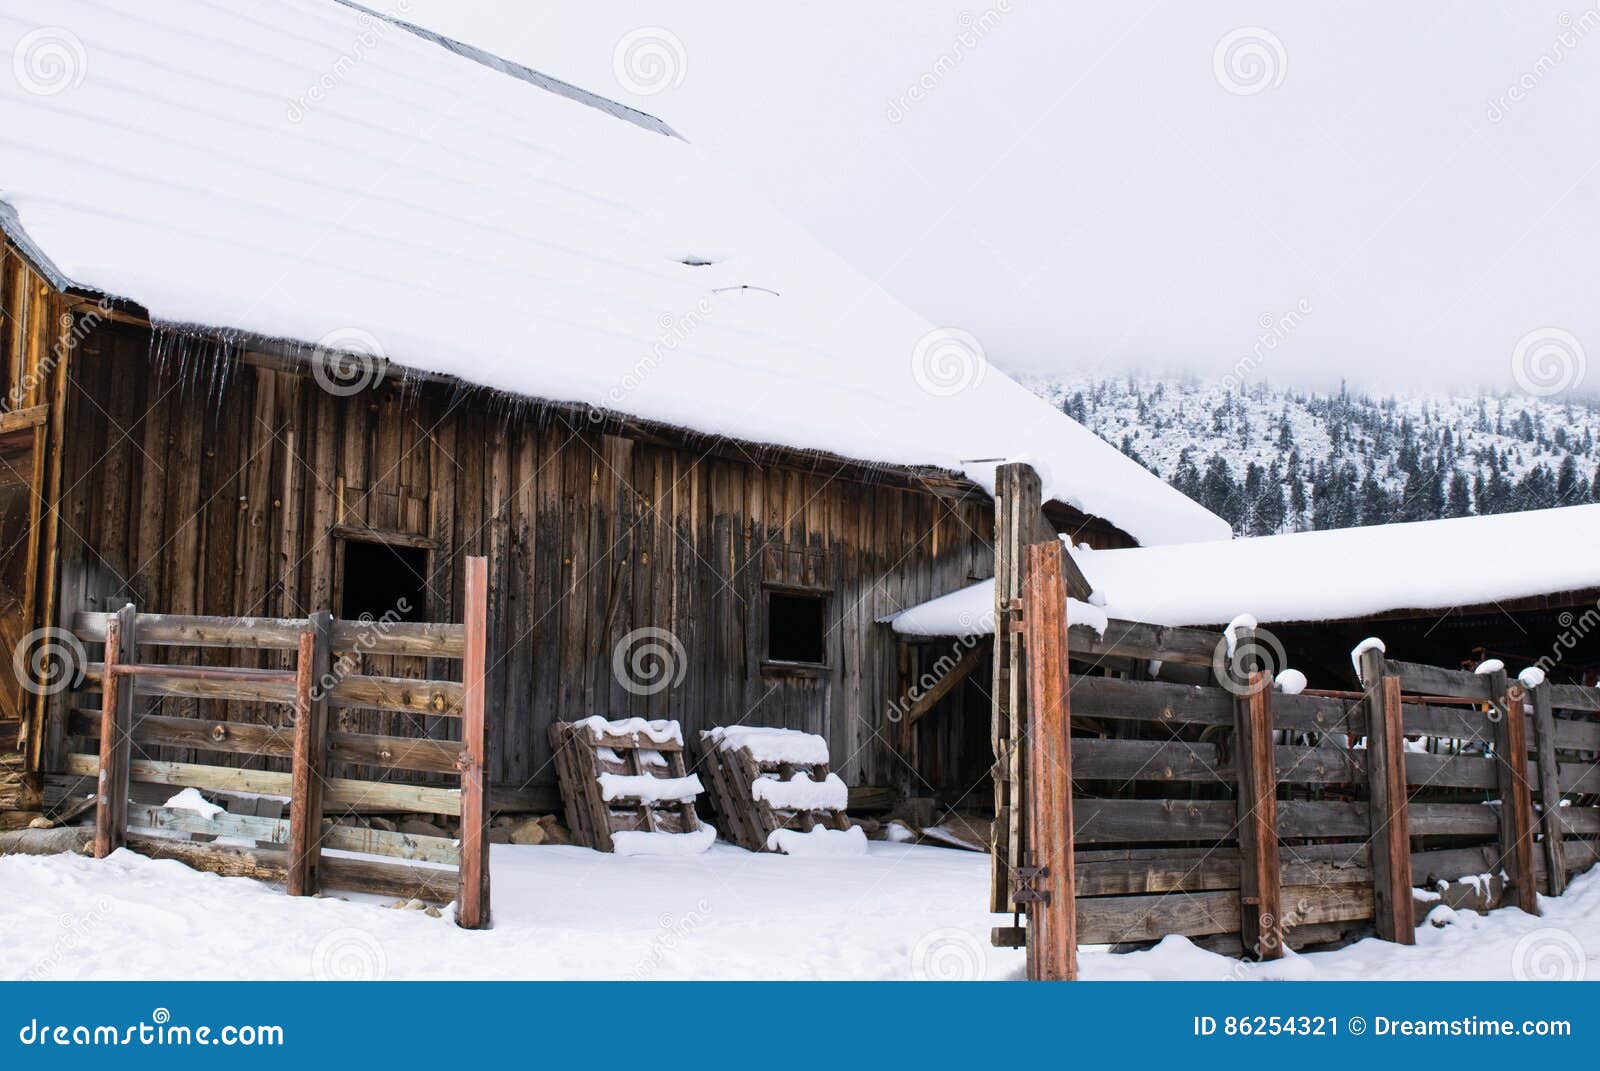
[456,555,490,930]
[1525,681,1568,898]
[1360,649,1414,945]
[0,402,48,435]
[901,639,989,727]
[1233,661,1282,960]
[92,605,135,858]
[1488,668,1539,915]
[1021,540,1076,981]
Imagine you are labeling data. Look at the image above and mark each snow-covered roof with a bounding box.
[891,505,1600,635]
[0,0,1226,548]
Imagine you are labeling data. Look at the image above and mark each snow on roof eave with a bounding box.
[331,0,681,140]
[0,203,76,293]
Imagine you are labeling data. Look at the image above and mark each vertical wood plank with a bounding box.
[1527,682,1567,897]
[287,612,331,896]
[1232,659,1282,960]
[1489,667,1539,915]
[93,603,136,859]
[457,555,491,930]
[1360,648,1414,944]
[1021,540,1076,981]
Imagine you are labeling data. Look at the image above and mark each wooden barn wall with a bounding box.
[50,323,998,794]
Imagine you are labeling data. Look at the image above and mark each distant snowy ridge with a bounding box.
[1022,374,1600,537]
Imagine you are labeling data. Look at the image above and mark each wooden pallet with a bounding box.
[548,719,705,852]
[697,728,854,852]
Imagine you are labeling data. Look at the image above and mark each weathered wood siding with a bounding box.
[52,320,999,793]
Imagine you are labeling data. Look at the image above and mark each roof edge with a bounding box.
[331,0,683,140]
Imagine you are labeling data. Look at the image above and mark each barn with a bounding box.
[0,0,1225,832]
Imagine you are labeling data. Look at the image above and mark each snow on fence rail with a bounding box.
[1007,541,1600,980]
[62,557,493,928]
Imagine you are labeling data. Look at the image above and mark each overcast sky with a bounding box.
[406,1,1600,395]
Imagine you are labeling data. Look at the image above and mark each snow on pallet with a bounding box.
[548,718,713,855]
[698,727,864,855]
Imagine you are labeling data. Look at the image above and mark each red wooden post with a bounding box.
[1021,541,1076,981]
[93,604,135,859]
[287,615,331,897]
[1360,647,1414,944]
[1234,665,1282,959]
[1489,669,1539,915]
[456,555,491,930]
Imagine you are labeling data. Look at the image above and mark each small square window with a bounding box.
[340,539,427,622]
[767,590,827,666]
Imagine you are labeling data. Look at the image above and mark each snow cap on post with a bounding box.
[1473,658,1505,675]
[1350,636,1386,683]
[1517,666,1547,691]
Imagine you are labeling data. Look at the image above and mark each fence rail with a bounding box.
[1007,542,1600,979]
[72,556,493,928]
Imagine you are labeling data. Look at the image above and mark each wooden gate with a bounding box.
[69,556,492,927]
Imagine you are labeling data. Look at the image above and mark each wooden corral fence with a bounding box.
[1006,539,1600,980]
[65,557,492,927]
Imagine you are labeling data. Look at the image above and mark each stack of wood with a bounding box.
[1,748,41,830]
[548,718,709,853]
[697,726,858,853]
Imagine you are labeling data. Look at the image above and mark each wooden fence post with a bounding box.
[93,603,136,859]
[1232,651,1282,960]
[1526,680,1567,897]
[456,555,491,930]
[1488,666,1539,915]
[1359,646,1414,944]
[990,463,1040,919]
[1020,540,1076,981]
[287,611,331,897]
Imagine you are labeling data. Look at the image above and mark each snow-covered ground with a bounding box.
[2,843,1596,981]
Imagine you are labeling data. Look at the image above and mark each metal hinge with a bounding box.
[1011,865,1050,905]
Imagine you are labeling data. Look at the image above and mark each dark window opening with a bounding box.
[767,590,827,665]
[340,539,428,623]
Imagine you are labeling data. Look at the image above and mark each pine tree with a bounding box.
[1445,469,1473,517]
[1556,454,1581,503]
